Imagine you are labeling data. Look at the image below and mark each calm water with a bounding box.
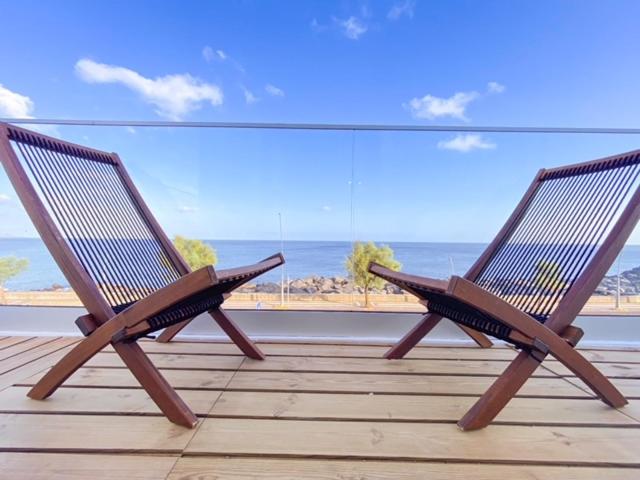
[0,238,638,291]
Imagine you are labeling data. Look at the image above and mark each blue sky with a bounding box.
[1,0,640,242]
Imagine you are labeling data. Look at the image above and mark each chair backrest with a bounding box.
[468,150,640,324]
[0,124,190,318]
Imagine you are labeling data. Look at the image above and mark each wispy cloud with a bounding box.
[438,134,496,152]
[265,84,285,97]
[487,81,506,94]
[178,205,198,213]
[334,16,368,39]
[241,86,259,105]
[388,1,416,20]
[202,46,227,62]
[0,84,34,118]
[321,205,332,212]
[0,193,11,203]
[406,91,479,120]
[75,59,223,120]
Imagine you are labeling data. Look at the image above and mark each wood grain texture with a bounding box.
[22,367,235,390]
[0,413,196,452]
[122,341,519,360]
[544,360,640,378]
[0,337,60,363]
[0,452,178,480]
[0,338,78,375]
[211,391,635,425]
[187,418,640,465]
[238,356,558,377]
[0,386,221,416]
[168,457,640,480]
[0,337,34,351]
[0,337,638,478]
[227,371,589,397]
[85,352,244,370]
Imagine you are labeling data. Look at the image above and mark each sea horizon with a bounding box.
[1,237,639,292]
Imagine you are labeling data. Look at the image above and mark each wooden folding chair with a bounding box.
[0,123,284,427]
[370,149,640,429]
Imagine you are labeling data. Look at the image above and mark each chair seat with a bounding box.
[409,284,547,345]
[114,289,225,340]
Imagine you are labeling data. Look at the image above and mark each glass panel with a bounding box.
[1,126,640,317]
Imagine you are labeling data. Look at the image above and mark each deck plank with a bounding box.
[22,367,236,390]
[0,452,178,480]
[0,337,58,363]
[0,337,34,351]
[0,338,79,376]
[187,418,640,465]
[238,356,559,377]
[211,391,635,425]
[85,352,245,370]
[0,345,77,392]
[0,413,196,452]
[544,360,640,378]
[1,337,639,477]
[0,386,221,416]
[168,457,640,480]
[125,341,519,360]
[227,371,590,397]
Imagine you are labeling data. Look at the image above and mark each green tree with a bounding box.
[0,256,29,289]
[534,259,565,291]
[173,236,217,270]
[345,241,401,307]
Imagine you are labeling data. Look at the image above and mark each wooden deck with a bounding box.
[0,335,639,478]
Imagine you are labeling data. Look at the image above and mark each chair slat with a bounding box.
[475,153,640,322]
[8,129,183,310]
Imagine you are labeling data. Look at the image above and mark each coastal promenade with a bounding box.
[0,289,636,314]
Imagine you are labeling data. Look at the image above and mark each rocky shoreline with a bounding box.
[595,266,640,296]
[237,275,403,295]
[30,267,640,296]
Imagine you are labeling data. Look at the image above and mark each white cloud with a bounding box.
[487,81,505,94]
[265,84,284,97]
[0,84,34,118]
[75,58,223,120]
[388,1,416,20]
[216,49,227,61]
[437,134,496,152]
[406,91,479,120]
[335,16,367,40]
[0,193,10,203]
[321,205,332,212]
[178,206,198,213]
[126,126,136,134]
[241,86,259,105]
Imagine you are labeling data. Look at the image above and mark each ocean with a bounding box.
[0,238,638,291]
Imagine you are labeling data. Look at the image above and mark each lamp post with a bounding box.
[279,212,285,306]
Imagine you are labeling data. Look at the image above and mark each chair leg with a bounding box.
[547,338,627,408]
[115,342,198,428]
[209,308,265,360]
[458,350,542,430]
[28,318,121,400]
[384,313,493,359]
[156,317,192,343]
